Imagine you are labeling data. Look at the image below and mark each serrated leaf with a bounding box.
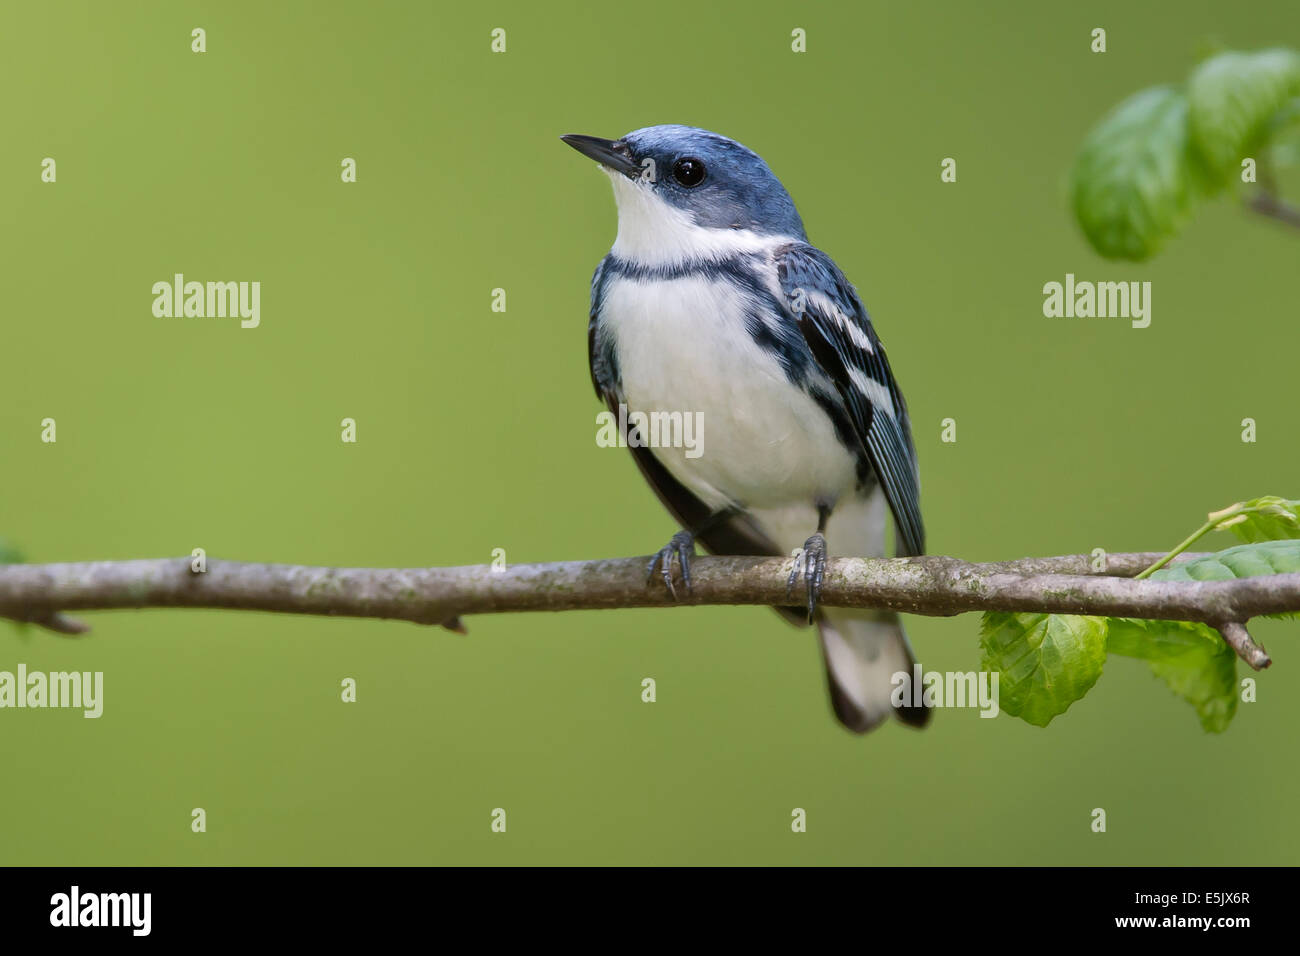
[1105,536,1295,732]
[1188,48,1300,180]
[1070,86,1204,261]
[1149,538,1300,582]
[1106,619,1237,732]
[979,612,1107,727]
[1149,630,1239,733]
[1105,616,1215,659]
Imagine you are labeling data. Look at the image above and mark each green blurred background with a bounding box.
[2,0,1297,865]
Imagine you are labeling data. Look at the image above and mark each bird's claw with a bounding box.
[787,533,827,622]
[647,531,695,599]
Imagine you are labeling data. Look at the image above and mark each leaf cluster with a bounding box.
[981,497,1300,731]
[1071,49,1300,259]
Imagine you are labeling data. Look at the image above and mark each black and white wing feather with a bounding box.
[775,243,925,556]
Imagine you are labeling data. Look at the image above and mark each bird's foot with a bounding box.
[647,530,695,599]
[787,532,828,622]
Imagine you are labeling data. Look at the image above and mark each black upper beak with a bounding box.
[561,134,641,178]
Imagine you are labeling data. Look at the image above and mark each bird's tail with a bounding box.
[817,610,931,733]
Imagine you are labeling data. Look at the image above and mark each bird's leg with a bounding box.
[645,509,738,600]
[787,505,832,622]
[646,530,696,599]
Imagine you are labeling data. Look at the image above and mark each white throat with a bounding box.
[603,170,790,267]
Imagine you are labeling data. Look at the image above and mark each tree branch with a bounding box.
[1214,620,1272,670]
[1246,160,1300,231]
[0,551,1290,669]
[1246,189,1300,229]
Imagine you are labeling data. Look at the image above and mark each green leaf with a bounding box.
[1149,626,1239,733]
[1212,496,1300,543]
[1070,86,1204,261]
[1149,538,1300,582]
[1187,48,1300,180]
[1106,616,1213,659]
[1106,619,1237,732]
[1105,537,1296,732]
[1269,98,1300,168]
[979,612,1107,726]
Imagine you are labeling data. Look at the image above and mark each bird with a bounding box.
[563,125,929,733]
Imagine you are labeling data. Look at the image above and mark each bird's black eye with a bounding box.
[672,157,706,187]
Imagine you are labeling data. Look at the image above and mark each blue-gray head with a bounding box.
[562,125,807,264]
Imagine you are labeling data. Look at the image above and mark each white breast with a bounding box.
[601,272,859,517]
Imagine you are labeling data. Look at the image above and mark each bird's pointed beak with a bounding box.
[561,134,641,179]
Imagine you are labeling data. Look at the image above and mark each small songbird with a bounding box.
[563,125,929,733]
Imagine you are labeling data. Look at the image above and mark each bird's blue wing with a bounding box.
[775,243,924,556]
